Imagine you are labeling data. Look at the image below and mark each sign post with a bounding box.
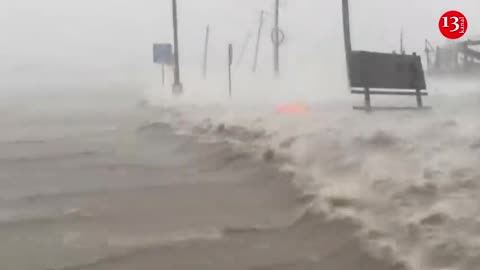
[342,0,429,111]
[162,64,165,86]
[153,43,173,87]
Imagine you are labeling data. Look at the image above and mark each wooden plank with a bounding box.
[351,90,428,96]
[416,89,423,108]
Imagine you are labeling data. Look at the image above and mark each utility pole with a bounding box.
[171,0,183,95]
[252,10,264,72]
[342,0,352,82]
[273,0,280,76]
[202,25,210,79]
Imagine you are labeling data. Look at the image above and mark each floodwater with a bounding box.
[1,81,480,270]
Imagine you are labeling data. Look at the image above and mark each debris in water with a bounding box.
[419,212,449,226]
[263,149,275,162]
[279,137,297,149]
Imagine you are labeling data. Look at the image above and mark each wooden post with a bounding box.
[416,89,423,108]
[253,10,264,72]
[364,87,371,111]
[202,25,210,79]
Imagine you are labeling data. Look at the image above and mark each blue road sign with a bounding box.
[153,43,173,65]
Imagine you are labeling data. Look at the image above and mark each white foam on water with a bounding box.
[147,81,480,270]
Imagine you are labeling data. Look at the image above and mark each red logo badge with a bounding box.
[439,10,468,39]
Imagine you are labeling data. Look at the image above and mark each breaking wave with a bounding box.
[151,92,480,270]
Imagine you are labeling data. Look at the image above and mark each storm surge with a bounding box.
[147,87,480,270]
[2,85,480,270]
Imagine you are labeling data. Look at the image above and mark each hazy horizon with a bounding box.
[1,0,479,94]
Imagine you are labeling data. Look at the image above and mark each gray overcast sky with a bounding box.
[1,0,478,89]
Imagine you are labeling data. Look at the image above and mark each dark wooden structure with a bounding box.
[350,51,428,110]
[342,0,429,111]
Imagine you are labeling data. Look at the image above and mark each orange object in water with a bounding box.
[275,103,310,114]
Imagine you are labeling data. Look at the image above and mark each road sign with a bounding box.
[153,43,173,65]
[271,28,285,45]
[349,51,426,90]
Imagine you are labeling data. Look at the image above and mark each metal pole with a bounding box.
[162,64,165,86]
[228,44,233,98]
[172,0,183,94]
[342,0,352,83]
[274,0,280,75]
[202,25,210,79]
[253,10,264,72]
